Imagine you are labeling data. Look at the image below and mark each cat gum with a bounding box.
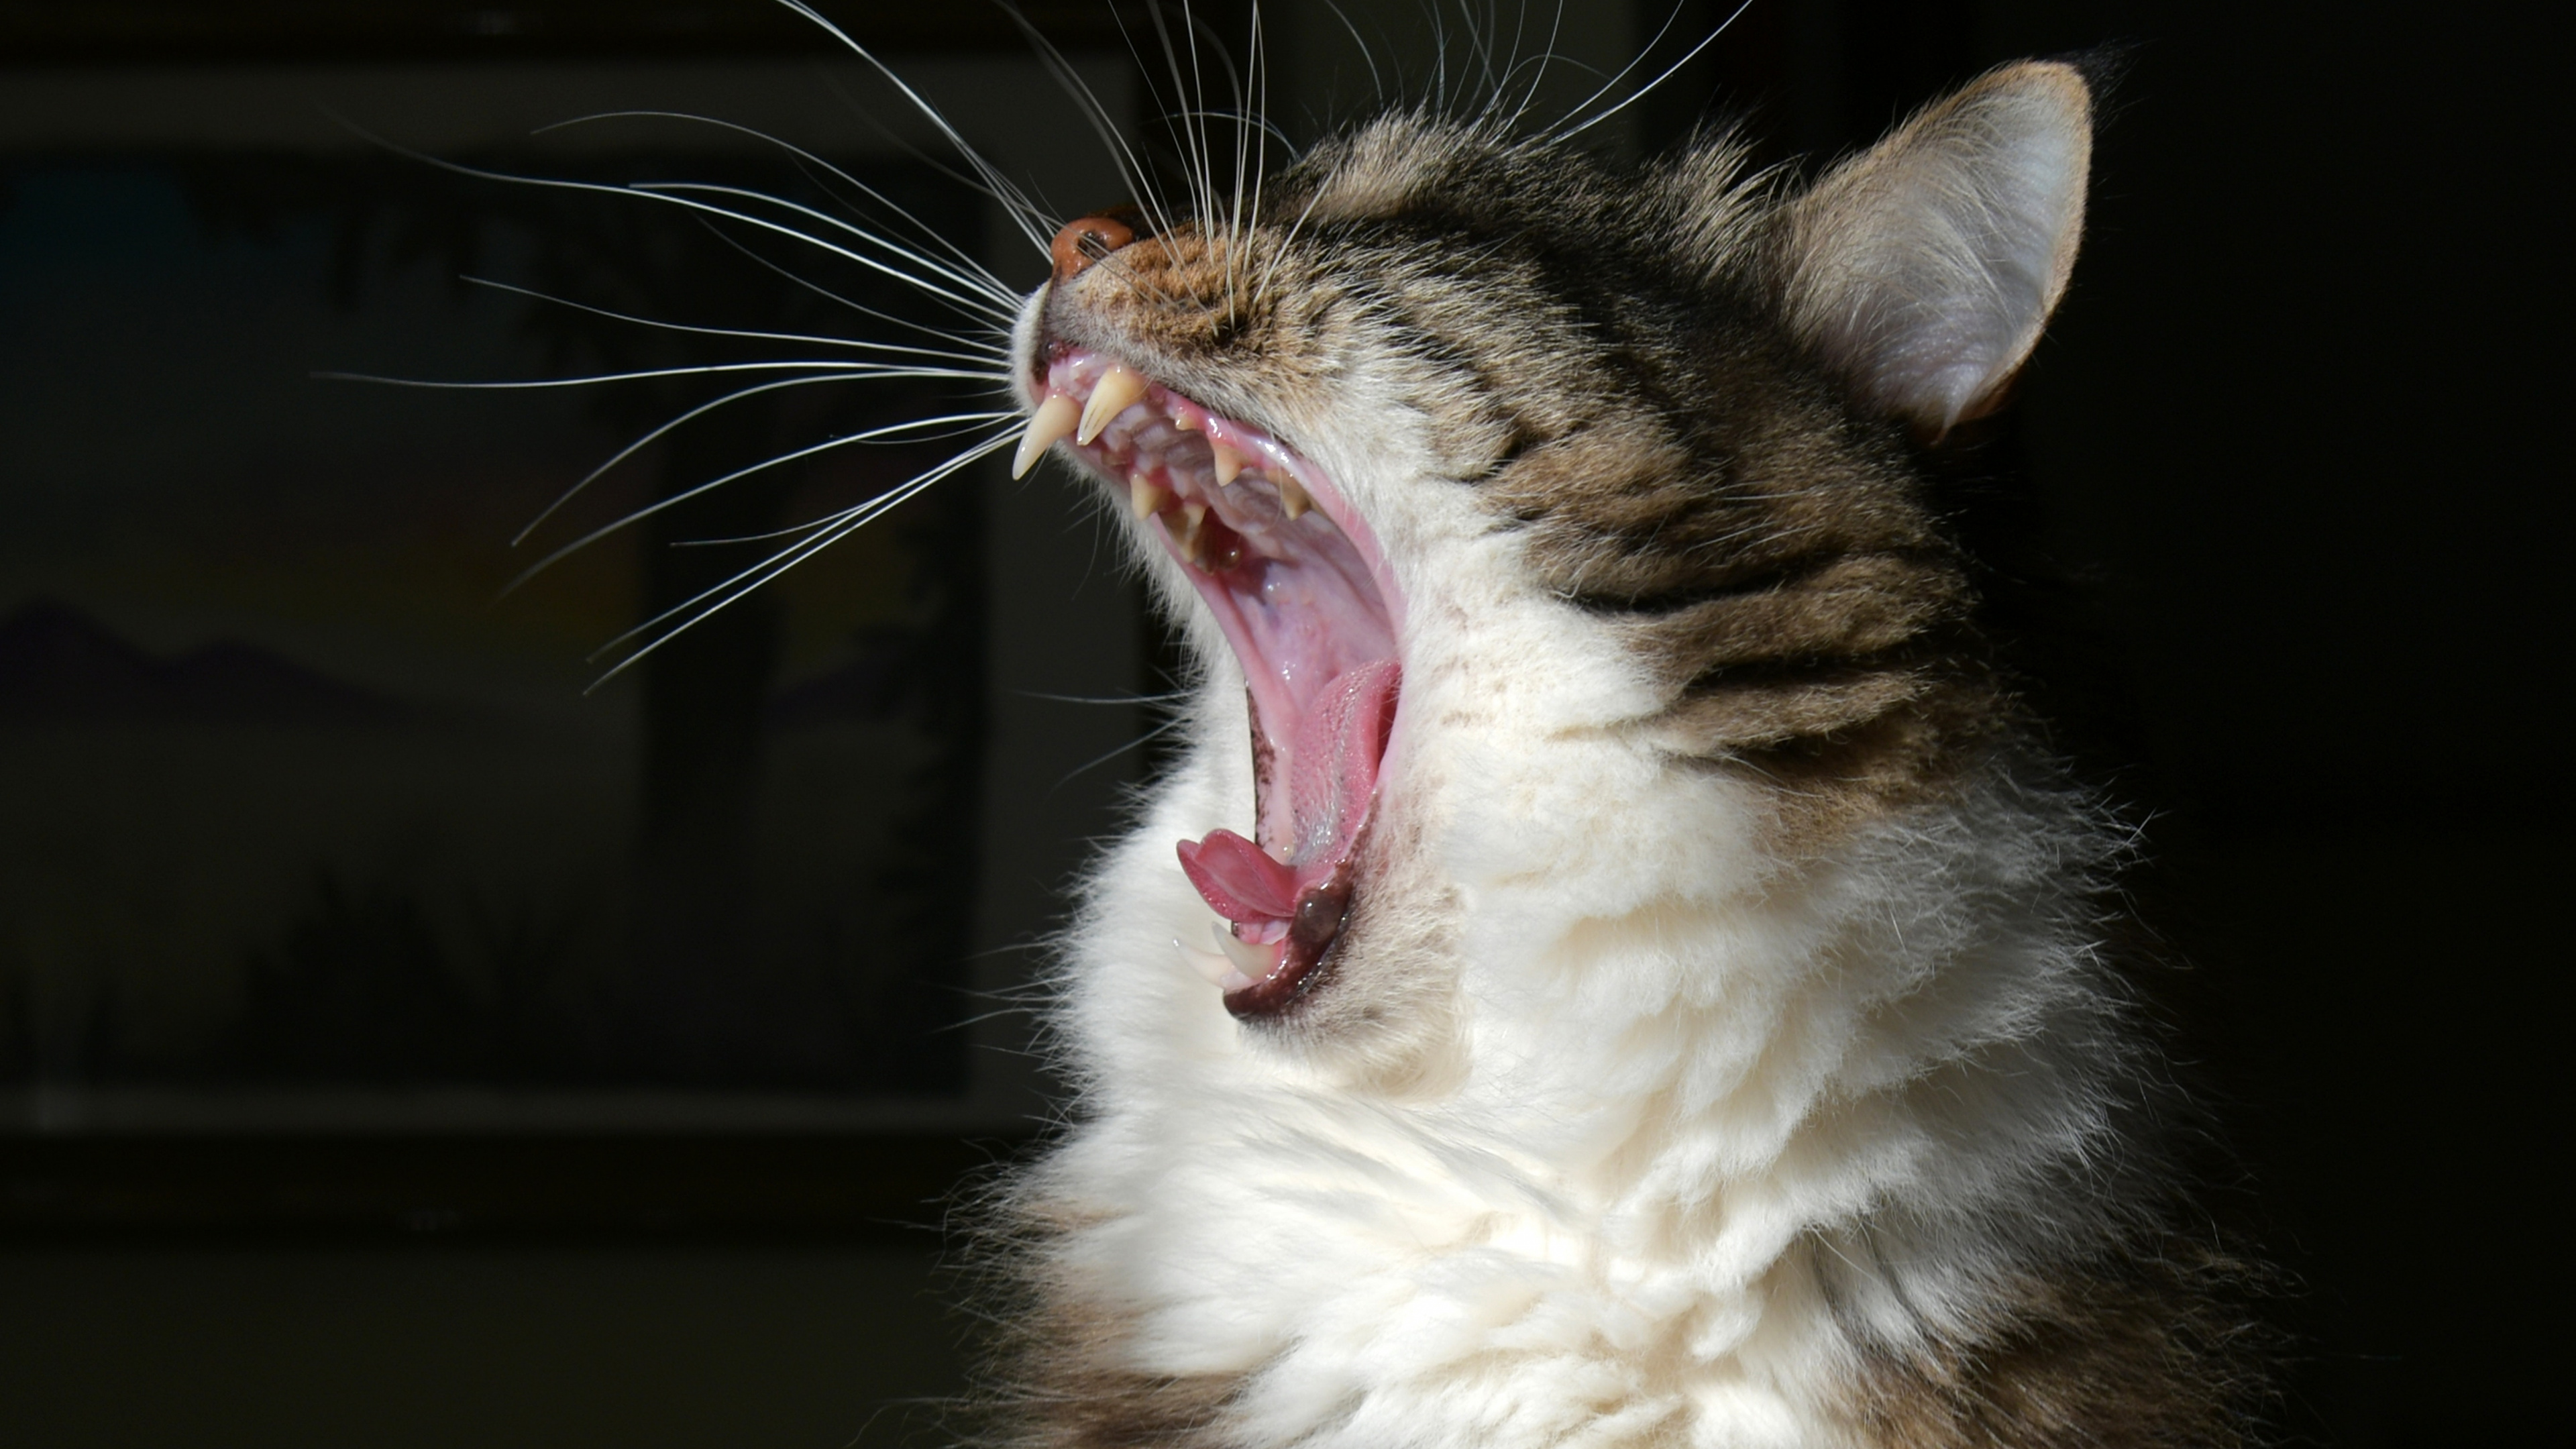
[1019,347,1406,1017]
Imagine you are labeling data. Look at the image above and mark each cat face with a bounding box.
[1011,66,2092,1040]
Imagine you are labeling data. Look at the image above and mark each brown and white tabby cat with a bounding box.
[757,8,2267,1445]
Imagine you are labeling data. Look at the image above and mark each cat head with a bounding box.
[1012,61,2094,1042]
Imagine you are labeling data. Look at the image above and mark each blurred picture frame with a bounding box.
[0,4,1153,1229]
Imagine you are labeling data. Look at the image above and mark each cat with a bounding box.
[556,6,2264,1443]
[953,46,2271,1449]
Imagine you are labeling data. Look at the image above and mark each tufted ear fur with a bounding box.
[1780,60,2093,435]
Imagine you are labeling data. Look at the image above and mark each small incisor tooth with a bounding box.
[1079,366,1150,445]
[1210,442,1244,486]
[1173,502,1208,564]
[1012,394,1079,479]
[1277,475,1312,520]
[1130,473,1169,519]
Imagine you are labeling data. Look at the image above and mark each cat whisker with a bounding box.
[1135,1,1217,249]
[690,217,1016,357]
[1008,4,1187,246]
[455,276,1002,366]
[325,136,1019,325]
[775,0,1057,257]
[1549,0,1751,145]
[319,360,977,391]
[1052,711,1190,792]
[808,72,1060,253]
[582,426,1018,688]
[634,181,1021,311]
[514,371,947,547]
[626,181,1017,321]
[509,411,1014,599]
[530,109,1020,299]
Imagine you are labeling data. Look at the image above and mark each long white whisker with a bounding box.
[1321,2,1387,115]
[634,180,1019,310]
[584,429,1017,686]
[771,0,1056,256]
[327,132,1016,323]
[1550,0,1750,144]
[808,71,1058,251]
[1001,5,1181,241]
[1054,710,1189,790]
[529,109,1020,298]
[688,217,1016,356]
[1238,3,1265,317]
[508,411,1014,596]
[1503,0,1572,130]
[513,371,910,547]
[456,276,1004,367]
[1253,183,1328,313]
[1138,0,1212,239]
[321,360,989,390]
[619,182,1015,320]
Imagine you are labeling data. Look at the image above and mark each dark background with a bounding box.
[3,2,2569,1446]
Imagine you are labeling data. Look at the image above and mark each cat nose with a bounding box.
[1051,206,1147,282]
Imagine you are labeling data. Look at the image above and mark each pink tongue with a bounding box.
[1177,659,1399,928]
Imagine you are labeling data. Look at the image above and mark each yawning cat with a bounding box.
[975,48,2264,1449]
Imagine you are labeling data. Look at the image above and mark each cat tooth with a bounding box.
[1171,412,1201,431]
[1130,474,1170,519]
[1079,366,1150,445]
[1174,502,1209,564]
[1212,923,1279,981]
[1277,475,1311,521]
[1173,938,1234,987]
[1012,394,1080,479]
[1211,442,1245,486]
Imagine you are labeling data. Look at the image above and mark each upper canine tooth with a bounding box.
[1130,474,1170,519]
[1012,394,1080,479]
[1079,366,1150,445]
[1210,443,1244,486]
[1277,475,1311,520]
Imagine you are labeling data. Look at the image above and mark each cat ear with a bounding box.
[1779,60,2093,435]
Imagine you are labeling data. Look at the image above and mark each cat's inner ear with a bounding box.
[1780,60,2093,435]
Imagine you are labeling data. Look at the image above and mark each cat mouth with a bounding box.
[1015,347,1404,1018]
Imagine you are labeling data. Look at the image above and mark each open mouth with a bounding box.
[1016,347,1404,1017]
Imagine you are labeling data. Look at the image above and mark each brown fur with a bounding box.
[971,1188,1253,1449]
[1821,1238,2269,1449]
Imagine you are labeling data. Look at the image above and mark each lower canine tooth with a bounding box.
[1130,474,1169,519]
[1277,476,1311,520]
[1079,366,1150,445]
[1012,394,1079,479]
[1174,939,1234,987]
[1213,924,1279,981]
[1211,443,1244,486]
[1175,502,1208,563]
